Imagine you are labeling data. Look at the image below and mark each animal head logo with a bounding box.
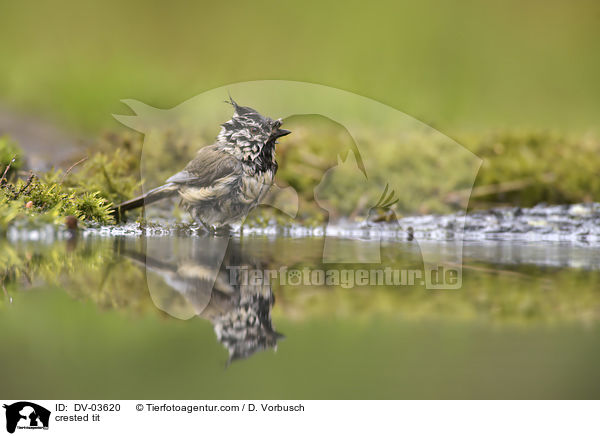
[3,402,50,434]
[114,80,481,298]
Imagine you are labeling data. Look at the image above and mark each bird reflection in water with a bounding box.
[116,236,283,364]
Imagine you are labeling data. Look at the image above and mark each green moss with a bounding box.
[2,128,600,233]
[468,130,600,208]
[50,132,144,205]
[0,134,144,232]
[0,176,116,231]
[0,239,151,313]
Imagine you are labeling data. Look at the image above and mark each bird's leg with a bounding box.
[190,209,211,233]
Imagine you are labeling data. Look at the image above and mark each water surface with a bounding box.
[1,225,600,399]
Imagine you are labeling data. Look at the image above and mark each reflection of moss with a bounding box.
[2,238,600,325]
[0,239,153,313]
[272,262,600,325]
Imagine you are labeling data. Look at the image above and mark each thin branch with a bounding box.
[0,156,16,186]
[444,173,556,207]
[13,172,35,200]
[60,156,88,183]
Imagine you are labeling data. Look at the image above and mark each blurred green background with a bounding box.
[2,0,600,400]
[1,0,599,135]
[3,0,600,219]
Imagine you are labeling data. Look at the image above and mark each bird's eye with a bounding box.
[249,126,259,134]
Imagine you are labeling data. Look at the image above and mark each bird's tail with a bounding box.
[113,183,179,218]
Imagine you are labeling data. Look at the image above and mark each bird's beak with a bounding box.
[273,128,291,138]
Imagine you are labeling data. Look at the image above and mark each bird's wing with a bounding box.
[166,145,243,201]
[166,145,242,186]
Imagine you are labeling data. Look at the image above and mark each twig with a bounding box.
[0,156,16,186]
[13,172,35,200]
[60,156,88,183]
[444,173,556,207]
